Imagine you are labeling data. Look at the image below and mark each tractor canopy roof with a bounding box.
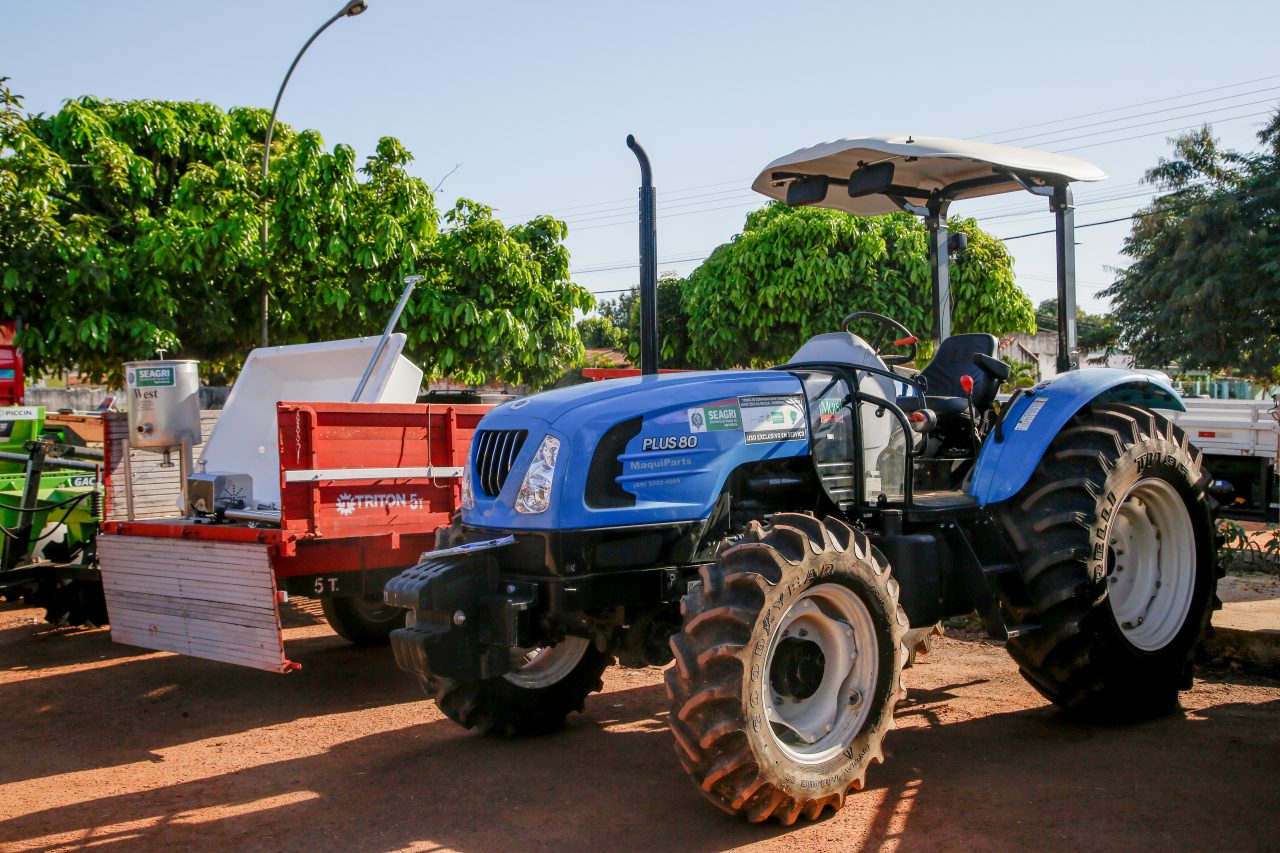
[752,136,1106,216]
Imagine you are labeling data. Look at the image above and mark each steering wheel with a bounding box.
[840,312,918,366]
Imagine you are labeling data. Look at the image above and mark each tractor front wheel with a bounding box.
[321,594,406,645]
[991,403,1217,719]
[421,638,611,737]
[665,513,907,825]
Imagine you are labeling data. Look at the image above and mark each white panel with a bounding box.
[98,535,295,673]
[199,334,424,507]
[283,466,461,482]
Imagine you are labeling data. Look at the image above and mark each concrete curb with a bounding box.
[1205,625,1280,669]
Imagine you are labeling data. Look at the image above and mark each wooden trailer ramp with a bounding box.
[97,534,293,673]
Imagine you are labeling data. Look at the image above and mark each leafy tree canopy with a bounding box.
[679,203,1035,368]
[1104,110,1280,380]
[1035,298,1120,356]
[591,272,695,368]
[576,314,625,350]
[0,80,591,386]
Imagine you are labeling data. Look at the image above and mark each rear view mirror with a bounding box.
[848,161,895,198]
[784,175,830,206]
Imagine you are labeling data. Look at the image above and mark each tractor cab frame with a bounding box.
[752,135,1107,372]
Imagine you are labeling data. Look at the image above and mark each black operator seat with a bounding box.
[918,333,1007,416]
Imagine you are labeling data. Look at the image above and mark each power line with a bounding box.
[570,198,765,233]
[574,253,710,275]
[1041,103,1278,149]
[991,86,1280,145]
[1054,110,1274,153]
[505,177,748,223]
[998,181,1273,242]
[574,181,1273,285]
[527,75,1280,225]
[559,108,1272,236]
[970,73,1280,140]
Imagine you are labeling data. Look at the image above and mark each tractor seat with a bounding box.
[919,333,1004,416]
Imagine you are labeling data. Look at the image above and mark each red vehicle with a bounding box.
[0,321,24,406]
[97,399,489,672]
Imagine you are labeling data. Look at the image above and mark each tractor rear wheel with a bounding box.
[665,513,907,825]
[421,638,611,737]
[321,594,406,645]
[991,403,1217,719]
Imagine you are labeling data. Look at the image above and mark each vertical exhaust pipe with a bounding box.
[627,134,659,376]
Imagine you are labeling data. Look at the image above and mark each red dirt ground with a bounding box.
[1,603,1276,852]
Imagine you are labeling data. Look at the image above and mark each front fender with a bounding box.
[968,369,1185,506]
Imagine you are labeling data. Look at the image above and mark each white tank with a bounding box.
[124,359,202,450]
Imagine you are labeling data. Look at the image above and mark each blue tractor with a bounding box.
[385,137,1218,824]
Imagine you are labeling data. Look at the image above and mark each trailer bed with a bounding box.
[98,401,490,671]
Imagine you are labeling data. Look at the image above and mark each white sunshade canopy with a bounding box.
[751,135,1107,215]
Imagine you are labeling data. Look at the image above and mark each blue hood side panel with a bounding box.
[968,368,1186,506]
[467,371,811,530]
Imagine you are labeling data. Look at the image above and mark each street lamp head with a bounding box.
[343,0,367,16]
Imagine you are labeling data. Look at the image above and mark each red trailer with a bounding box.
[0,321,24,406]
[97,401,489,672]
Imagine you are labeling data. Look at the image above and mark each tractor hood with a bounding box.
[466,369,813,530]
[483,370,783,426]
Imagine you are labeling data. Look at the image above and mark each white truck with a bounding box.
[1165,396,1280,521]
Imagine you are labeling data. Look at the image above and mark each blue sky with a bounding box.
[4,0,1279,318]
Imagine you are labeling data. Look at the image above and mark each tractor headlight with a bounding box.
[515,435,560,514]
[460,456,475,510]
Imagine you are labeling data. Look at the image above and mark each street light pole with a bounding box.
[258,0,368,348]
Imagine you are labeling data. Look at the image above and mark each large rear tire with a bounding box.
[665,513,907,825]
[991,403,1217,719]
[321,595,406,645]
[422,638,611,737]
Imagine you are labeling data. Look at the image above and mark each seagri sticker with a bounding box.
[688,399,742,433]
[740,395,807,444]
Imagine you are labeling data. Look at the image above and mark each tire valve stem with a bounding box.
[849,689,862,708]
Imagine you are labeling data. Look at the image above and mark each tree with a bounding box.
[0,81,591,386]
[576,314,625,349]
[1104,110,1280,380]
[592,272,695,367]
[1005,359,1038,388]
[1035,298,1120,359]
[680,203,1035,368]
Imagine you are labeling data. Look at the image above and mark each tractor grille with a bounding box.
[473,429,528,496]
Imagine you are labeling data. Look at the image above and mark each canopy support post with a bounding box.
[1051,183,1078,374]
[926,200,952,346]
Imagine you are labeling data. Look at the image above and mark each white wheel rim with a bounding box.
[761,583,879,765]
[503,636,590,689]
[1106,478,1197,651]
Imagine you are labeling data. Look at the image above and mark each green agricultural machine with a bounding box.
[0,406,107,625]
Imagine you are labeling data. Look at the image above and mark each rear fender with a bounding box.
[968,369,1185,506]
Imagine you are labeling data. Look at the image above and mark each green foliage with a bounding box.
[680,203,1035,369]
[1106,110,1280,381]
[1216,519,1280,573]
[0,81,590,386]
[597,272,696,368]
[596,288,636,338]
[577,314,625,349]
[1035,298,1120,359]
[1004,359,1038,388]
